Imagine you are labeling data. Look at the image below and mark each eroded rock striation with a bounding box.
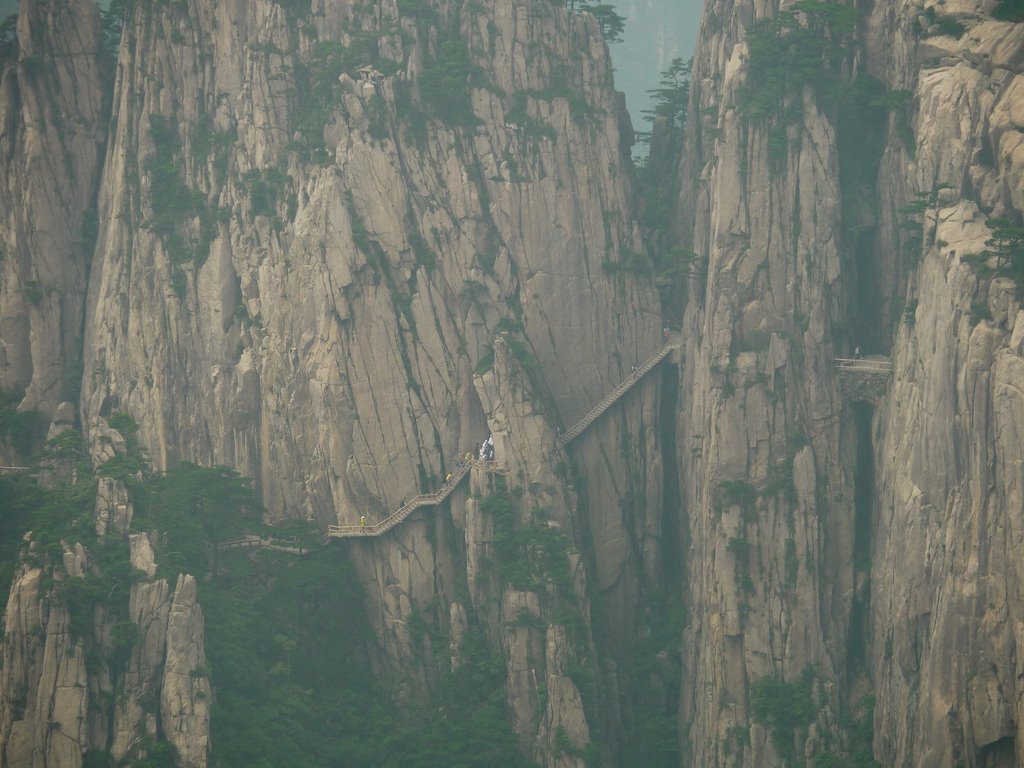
[677,0,1024,764]
[4,0,1022,765]
[0,0,106,434]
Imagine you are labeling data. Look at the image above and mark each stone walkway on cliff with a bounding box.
[328,334,681,539]
[328,458,510,538]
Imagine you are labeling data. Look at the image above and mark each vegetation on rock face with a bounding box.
[419,40,483,128]
[0,13,16,63]
[142,114,225,294]
[992,0,1024,20]
[634,56,694,315]
[737,0,860,120]
[578,3,626,43]
[641,57,690,140]
[750,667,817,764]
[0,388,44,458]
[982,217,1024,299]
[1,412,535,768]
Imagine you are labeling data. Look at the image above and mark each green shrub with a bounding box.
[21,280,43,305]
[418,40,482,128]
[993,0,1024,21]
[750,667,816,762]
[737,1,860,120]
[0,389,43,457]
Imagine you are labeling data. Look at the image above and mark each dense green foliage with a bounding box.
[1,416,534,767]
[418,40,483,128]
[143,114,224,292]
[750,667,816,763]
[813,696,881,768]
[642,57,690,138]
[983,217,1024,299]
[483,483,574,594]
[191,509,533,767]
[0,471,43,596]
[993,0,1024,20]
[134,462,261,576]
[738,0,860,120]
[578,3,626,43]
[0,388,43,457]
[627,591,684,768]
[0,12,16,63]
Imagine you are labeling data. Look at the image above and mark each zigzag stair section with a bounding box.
[328,459,509,538]
[329,336,678,539]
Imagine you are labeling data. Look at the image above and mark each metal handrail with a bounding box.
[833,357,893,372]
[328,459,508,538]
[559,339,678,445]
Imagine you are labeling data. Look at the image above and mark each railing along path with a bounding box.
[328,459,509,538]
[558,338,679,445]
[833,357,893,374]
[330,336,678,539]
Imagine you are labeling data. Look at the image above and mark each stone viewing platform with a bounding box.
[834,355,893,404]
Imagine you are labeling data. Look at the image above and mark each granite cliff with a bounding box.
[1,0,1022,766]
[677,0,1023,764]
[3,0,664,765]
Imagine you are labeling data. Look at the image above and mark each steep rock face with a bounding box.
[0,536,209,768]
[81,0,659,520]
[0,553,89,768]
[0,0,106,432]
[676,0,1024,764]
[77,0,666,761]
[676,0,859,764]
[863,2,1024,765]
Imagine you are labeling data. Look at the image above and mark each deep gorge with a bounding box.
[1,0,1022,767]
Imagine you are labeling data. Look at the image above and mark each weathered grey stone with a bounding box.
[160,575,210,768]
[95,476,133,540]
[0,0,106,425]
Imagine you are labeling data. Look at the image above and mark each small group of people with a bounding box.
[445,435,496,485]
[478,433,495,462]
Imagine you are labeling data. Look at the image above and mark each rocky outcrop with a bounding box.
[0,537,209,768]
[160,575,209,768]
[0,415,209,768]
[676,0,859,763]
[0,0,106,434]
[81,0,659,523]
[0,555,89,768]
[15,0,1022,766]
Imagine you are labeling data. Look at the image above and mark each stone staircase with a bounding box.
[558,337,679,445]
[327,459,509,539]
[328,336,679,539]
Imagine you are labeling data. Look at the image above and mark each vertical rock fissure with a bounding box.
[847,400,874,679]
[658,360,682,589]
[836,75,891,355]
